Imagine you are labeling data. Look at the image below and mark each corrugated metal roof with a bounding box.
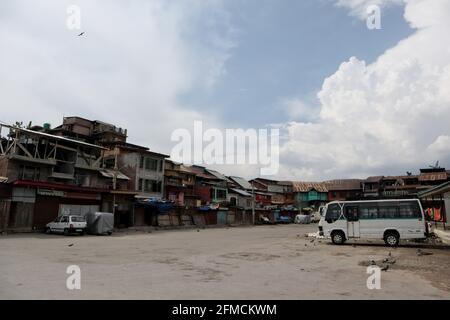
[180,165,217,179]
[365,176,383,183]
[382,175,418,181]
[292,182,328,193]
[229,176,252,190]
[325,179,362,191]
[229,188,252,197]
[1,124,107,150]
[206,169,229,181]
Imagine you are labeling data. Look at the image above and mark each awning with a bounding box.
[12,180,108,193]
[0,176,8,183]
[99,169,130,181]
[418,181,450,198]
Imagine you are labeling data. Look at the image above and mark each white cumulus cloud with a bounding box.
[278,0,450,180]
[0,0,235,153]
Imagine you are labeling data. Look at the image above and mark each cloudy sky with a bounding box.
[1,0,449,180]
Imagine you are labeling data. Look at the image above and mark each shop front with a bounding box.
[419,181,450,230]
[9,181,106,231]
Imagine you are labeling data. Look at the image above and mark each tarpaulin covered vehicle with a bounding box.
[86,212,114,235]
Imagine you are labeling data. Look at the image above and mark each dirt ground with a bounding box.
[1,224,449,300]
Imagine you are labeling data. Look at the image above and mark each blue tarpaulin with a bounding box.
[137,199,174,213]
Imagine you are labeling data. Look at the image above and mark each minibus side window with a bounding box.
[359,205,378,219]
[399,201,421,219]
[325,204,341,223]
[378,204,398,219]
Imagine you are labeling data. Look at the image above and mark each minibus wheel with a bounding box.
[384,231,399,247]
[331,231,346,245]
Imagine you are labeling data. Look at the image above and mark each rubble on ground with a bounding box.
[359,254,397,271]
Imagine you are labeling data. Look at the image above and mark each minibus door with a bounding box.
[345,206,360,238]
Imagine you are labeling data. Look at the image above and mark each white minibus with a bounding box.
[318,199,428,246]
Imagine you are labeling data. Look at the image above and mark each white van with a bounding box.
[319,199,428,246]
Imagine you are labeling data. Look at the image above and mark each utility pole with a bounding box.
[252,180,255,225]
[112,146,118,215]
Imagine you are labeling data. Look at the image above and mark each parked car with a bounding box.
[45,215,87,236]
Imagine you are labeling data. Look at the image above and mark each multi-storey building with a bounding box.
[0,122,111,232]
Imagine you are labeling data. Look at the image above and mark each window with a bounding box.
[359,205,378,219]
[399,201,421,219]
[71,216,85,222]
[216,189,227,200]
[104,158,115,169]
[144,180,150,192]
[144,158,158,171]
[20,165,40,181]
[152,181,162,193]
[378,203,398,219]
[139,156,144,169]
[325,203,342,222]
[138,179,143,191]
[357,201,422,219]
[60,216,69,223]
[143,180,161,193]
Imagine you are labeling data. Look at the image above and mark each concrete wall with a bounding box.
[117,151,165,198]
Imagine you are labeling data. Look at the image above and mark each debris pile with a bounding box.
[359,253,397,271]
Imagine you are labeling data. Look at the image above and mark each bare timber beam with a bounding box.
[16,142,34,158]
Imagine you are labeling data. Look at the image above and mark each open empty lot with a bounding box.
[1,224,449,300]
